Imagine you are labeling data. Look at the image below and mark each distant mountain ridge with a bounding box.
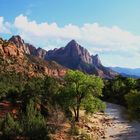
[6,35,118,78]
[111,67,140,78]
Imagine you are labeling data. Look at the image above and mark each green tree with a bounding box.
[2,113,21,138]
[22,100,50,139]
[58,70,104,121]
[125,90,140,119]
[21,77,44,111]
[0,72,25,101]
[83,95,106,114]
[103,76,138,106]
[43,76,61,103]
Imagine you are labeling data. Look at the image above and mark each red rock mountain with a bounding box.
[46,40,118,78]
[9,35,30,54]
[0,37,67,77]
[2,35,118,78]
[9,36,47,59]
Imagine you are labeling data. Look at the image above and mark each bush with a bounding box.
[2,113,22,138]
[83,96,106,114]
[80,132,92,140]
[0,100,50,139]
[22,100,50,140]
[69,122,79,136]
[125,90,140,119]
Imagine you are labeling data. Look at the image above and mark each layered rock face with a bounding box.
[46,40,92,69]
[36,48,47,59]
[0,39,23,57]
[46,40,118,78]
[0,38,67,77]
[1,35,118,78]
[9,35,30,54]
[9,35,47,59]
[27,44,47,59]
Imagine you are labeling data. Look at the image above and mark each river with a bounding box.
[103,103,140,140]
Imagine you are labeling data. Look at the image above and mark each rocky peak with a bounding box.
[65,40,92,64]
[9,35,24,47]
[36,47,47,59]
[66,40,78,47]
[65,40,81,52]
[0,38,3,42]
[9,36,47,59]
[26,43,37,55]
[2,35,118,78]
[46,40,118,78]
[0,39,24,57]
[0,37,67,78]
[9,35,30,54]
[27,44,47,59]
[92,54,102,67]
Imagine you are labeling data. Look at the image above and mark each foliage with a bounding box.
[103,76,140,119]
[2,113,21,138]
[57,70,104,121]
[0,69,106,138]
[21,100,50,139]
[0,100,50,139]
[43,76,61,104]
[125,90,140,119]
[21,77,44,111]
[0,72,26,101]
[69,121,79,136]
[103,76,137,105]
[79,132,92,140]
[83,96,106,114]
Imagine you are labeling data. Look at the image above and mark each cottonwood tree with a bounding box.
[58,70,104,122]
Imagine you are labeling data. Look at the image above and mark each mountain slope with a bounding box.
[0,38,67,77]
[9,35,47,59]
[46,40,118,78]
[6,35,118,78]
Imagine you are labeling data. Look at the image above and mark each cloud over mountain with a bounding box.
[1,14,140,67]
[14,15,140,55]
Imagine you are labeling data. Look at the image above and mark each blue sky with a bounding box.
[0,0,140,68]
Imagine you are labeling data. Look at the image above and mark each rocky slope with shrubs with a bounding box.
[8,35,118,78]
[0,37,67,77]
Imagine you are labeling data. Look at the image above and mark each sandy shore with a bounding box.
[75,103,140,140]
[102,103,140,140]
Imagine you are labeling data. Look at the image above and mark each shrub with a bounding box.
[83,96,106,114]
[69,123,79,136]
[2,113,22,138]
[125,90,140,119]
[22,100,50,140]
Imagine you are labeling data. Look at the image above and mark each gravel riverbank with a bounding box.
[102,103,140,140]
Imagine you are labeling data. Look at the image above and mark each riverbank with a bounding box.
[52,103,140,140]
[50,111,113,140]
[1,101,140,140]
[103,103,140,140]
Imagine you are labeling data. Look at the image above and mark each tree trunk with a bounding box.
[73,107,77,120]
[75,105,80,122]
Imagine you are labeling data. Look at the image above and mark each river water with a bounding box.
[104,103,140,140]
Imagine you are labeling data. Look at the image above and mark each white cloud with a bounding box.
[0,14,136,68]
[0,17,11,34]
[14,15,81,39]
[14,15,140,54]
